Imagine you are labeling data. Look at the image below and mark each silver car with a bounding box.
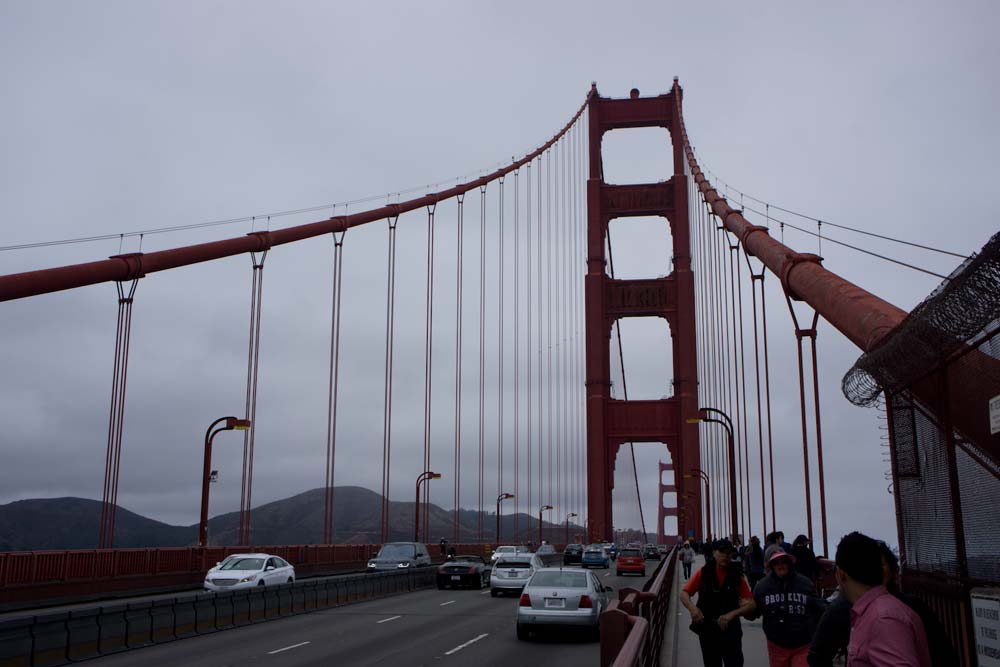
[490,544,531,564]
[490,553,543,597]
[516,568,612,640]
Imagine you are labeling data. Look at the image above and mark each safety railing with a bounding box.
[0,543,494,610]
[599,545,677,667]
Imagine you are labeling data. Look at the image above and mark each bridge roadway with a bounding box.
[83,564,649,666]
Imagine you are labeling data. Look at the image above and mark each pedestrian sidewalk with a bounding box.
[662,554,769,667]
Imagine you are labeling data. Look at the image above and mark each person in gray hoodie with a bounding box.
[751,550,825,666]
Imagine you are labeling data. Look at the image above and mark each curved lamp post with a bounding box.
[538,505,553,546]
[496,492,514,545]
[199,416,252,547]
[414,471,442,542]
[564,512,578,546]
[687,407,737,541]
[683,469,712,541]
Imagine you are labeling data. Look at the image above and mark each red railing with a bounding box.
[599,546,678,667]
[0,543,494,609]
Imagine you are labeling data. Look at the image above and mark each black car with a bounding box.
[642,544,661,560]
[436,555,490,589]
[563,543,584,565]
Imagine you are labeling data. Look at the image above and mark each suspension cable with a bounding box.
[239,247,267,546]
[477,186,487,542]
[453,195,465,544]
[513,170,520,540]
[323,226,346,545]
[421,203,437,544]
[526,162,533,538]
[380,215,399,544]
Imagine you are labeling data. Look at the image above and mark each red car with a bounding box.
[616,548,646,576]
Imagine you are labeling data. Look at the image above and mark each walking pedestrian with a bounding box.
[439,537,447,556]
[834,532,930,667]
[680,538,755,667]
[744,536,766,592]
[681,541,695,579]
[764,532,783,565]
[790,535,818,588]
[752,550,825,667]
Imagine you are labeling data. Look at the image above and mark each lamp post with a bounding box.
[199,416,251,547]
[564,512,578,546]
[683,469,711,541]
[496,492,514,545]
[538,505,553,546]
[414,471,442,543]
[687,407,737,541]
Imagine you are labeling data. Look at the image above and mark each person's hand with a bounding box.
[717,613,732,630]
[690,609,705,624]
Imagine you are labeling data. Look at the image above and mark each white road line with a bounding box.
[376,615,402,624]
[479,590,491,595]
[444,633,489,655]
[604,572,612,577]
[439,600,456,606]
[267,641,310,655]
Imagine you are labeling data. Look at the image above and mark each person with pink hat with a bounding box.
[750,549,826,666]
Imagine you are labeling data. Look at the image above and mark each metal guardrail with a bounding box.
[599,546,678,667]
[0,566,437,666]
[0,543,494,610]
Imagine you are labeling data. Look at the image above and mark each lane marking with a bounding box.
[604,572,612,577]
[267,641,310,655]
[444,633,489,655]
[439,600,456,606]
[376,615,402,624]
[479,590,491,595]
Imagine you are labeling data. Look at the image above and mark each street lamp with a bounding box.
[538,505,553,546]
[496,492,514,545]
[564,512,578,546]
[199,416,251,547]
[683,469,711,541]
[687,407,737,541]
[414,471,442,542]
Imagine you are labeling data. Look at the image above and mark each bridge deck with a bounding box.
[663,555,769,667]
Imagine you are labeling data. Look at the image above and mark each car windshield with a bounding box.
[620,549,641,557]
[530,571,588,588]
[584,548,602,554]
[496,547,515,554]
[378,544,416,559]
[497,560,532,569]
[453,555,481,563]
[220,557,264,571]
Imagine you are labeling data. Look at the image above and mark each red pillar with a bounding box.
[656,460,679,544]
[584,84,702,542]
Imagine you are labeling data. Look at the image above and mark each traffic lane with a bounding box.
[88,584,519,666]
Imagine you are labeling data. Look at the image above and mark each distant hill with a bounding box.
[0,486,584,551]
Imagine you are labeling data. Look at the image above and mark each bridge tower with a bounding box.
[656,460,679,544]
[585,82,702,542]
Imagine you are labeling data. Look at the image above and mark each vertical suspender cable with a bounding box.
[453,195,465,544]
[526,163,533,535]
[743,250,769,539]
[380,215,399,544]
[422,203,437,544]
[497,177,505,530]
[729,240,752,541]
[478,186,487,542]
[324,227,346,545]
[537,154,544,525]
[553,138,562,520]
[546,146,553,519]
[725,238,746,540]
[810,332,829,556]
[240,249,267,546]
[513,172,520,540]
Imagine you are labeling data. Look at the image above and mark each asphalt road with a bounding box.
[86,560,662,666]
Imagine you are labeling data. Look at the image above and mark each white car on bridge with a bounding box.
[203,553,295,591]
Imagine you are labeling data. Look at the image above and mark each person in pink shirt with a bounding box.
[834,532,930,667]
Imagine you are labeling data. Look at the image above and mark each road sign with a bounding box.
[972,587,1000,666]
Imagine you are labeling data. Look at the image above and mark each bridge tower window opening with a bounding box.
[600,127,673,186]
[607,216,674,280]
[609,316,674,401]
[610,442,671,543]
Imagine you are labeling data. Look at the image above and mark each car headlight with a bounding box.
[397,562,411,568]
[238,574,258,583]
[367,562,377,568]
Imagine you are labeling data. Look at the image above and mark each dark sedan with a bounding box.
[563,544,584,565]
[642,544,661,560]
[436,555,490,589]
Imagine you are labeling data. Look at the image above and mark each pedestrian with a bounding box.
[777,531,792,553]
[752,550,825,667]
[680,538,755,667]
[744,536,766,592]
[878,542,957,667]
[834,532,930,667]
[439,537,447,556]
[790,535,818,587]
[764,532,783,565]
[807,588,851,667]
[681,541,695,579]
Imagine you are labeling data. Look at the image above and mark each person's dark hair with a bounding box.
[878,541,900,592]
[793,534,809,547]
[775,531,785,541]
[835,532,883,587]
[765,531,777,545]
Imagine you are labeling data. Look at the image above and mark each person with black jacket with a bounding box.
[752,550,825,666]
[680,538,755,667]
[789,535,818,587]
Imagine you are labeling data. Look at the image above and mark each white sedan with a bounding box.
[204,553,296,592]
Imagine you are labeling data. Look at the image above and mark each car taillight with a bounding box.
[519,594,531,607]
[579,595,593,608]
[468,567,477,574]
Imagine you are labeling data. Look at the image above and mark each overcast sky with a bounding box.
[1,1,997,553]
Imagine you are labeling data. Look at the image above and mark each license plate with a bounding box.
[508,570,518,577]
[544,598,565,608]
[451,575,461,580]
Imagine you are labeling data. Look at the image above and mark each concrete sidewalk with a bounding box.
[662,554,769,667]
